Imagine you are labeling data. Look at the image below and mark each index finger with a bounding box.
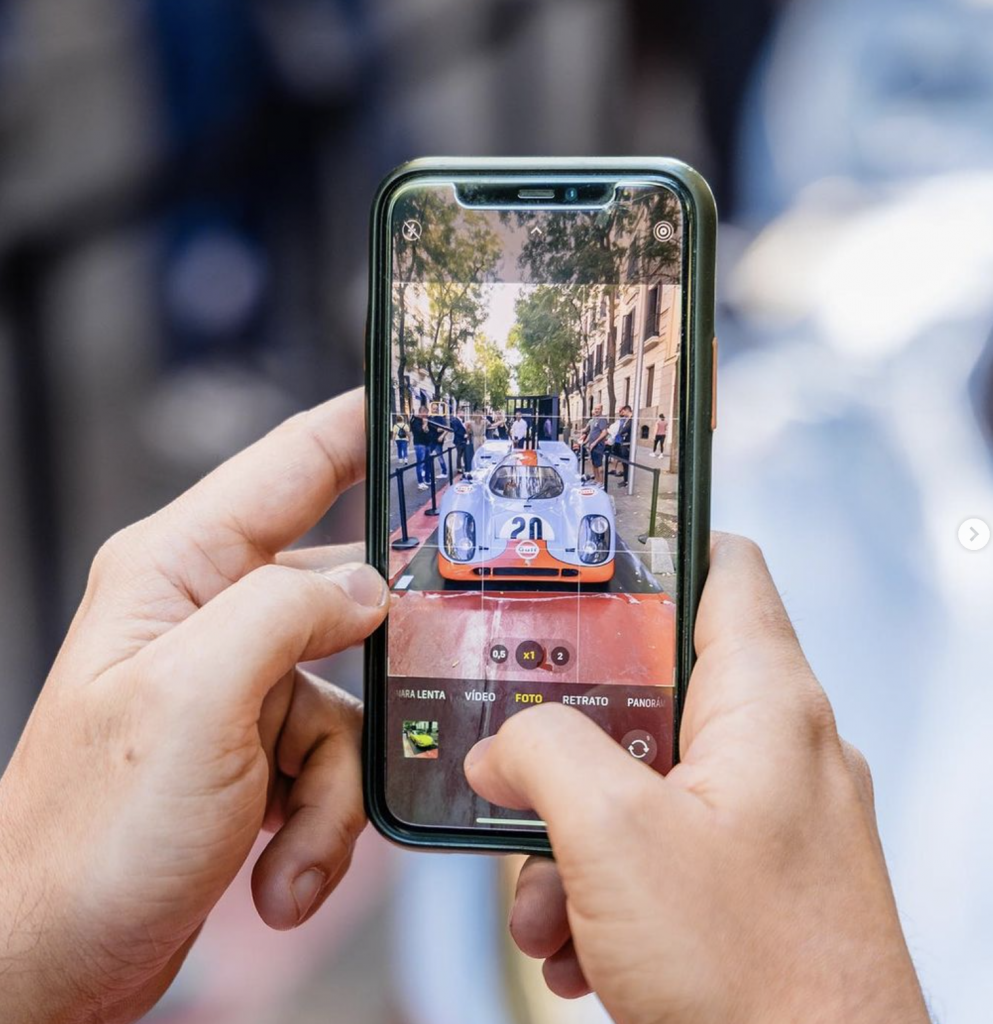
[93,388,368,606]
[174,387,366,560]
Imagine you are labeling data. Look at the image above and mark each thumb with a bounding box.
[464,704,664,867]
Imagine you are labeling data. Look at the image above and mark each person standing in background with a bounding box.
[653,412,668,457]
[410,406,434,490]
[510,411,528,449]
[392,416,409,465]
[427,408,451,480]
[580,404,609,487]
[469,412,487,470]
[450,411,468,474]
[613,405,633,484]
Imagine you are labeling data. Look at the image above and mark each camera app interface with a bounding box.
[385,181,683,832]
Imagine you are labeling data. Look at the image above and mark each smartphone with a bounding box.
[364,158,716,853]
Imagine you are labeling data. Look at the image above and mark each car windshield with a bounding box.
[489,464,564,500]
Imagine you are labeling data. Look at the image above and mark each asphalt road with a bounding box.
[395,529,663,595]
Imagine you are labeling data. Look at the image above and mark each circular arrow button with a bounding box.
[621,730,658,766]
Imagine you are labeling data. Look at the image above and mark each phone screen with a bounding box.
[383,179,684,834]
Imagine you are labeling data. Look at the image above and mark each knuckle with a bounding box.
[328,804,367,854]
[242,562,307,609]
[791,684,839,751]
[283,407,352,494]
[841,740,875,801]
[88,524,144,587]
[714,532,764,565]
[314,680,363,738]
[238,563,317,641]
[246,561,296,590]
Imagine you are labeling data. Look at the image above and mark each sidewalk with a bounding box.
[604,457,678,596]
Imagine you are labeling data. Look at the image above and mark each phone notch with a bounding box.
[455,182,616,208]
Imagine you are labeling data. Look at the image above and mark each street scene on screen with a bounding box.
[383,185,685,828]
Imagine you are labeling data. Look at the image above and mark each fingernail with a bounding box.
[464,736,494,774]
[323,563,388,607]
[291,868,327,924]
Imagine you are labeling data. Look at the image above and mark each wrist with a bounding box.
[743,933,929,1024]
[0,797,93,1024]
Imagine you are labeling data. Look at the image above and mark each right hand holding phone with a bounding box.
[465,535,929,1024]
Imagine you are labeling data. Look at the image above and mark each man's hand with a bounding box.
[466,535,929,1024]
[0,389,387,1024]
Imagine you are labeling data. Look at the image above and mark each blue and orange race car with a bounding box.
[437,440,616,584]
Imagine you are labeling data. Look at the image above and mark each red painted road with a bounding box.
[388,489,675,687]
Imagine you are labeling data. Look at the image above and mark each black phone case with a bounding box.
[364,157,717,853]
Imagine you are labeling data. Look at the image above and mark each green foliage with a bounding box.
[510,286,583,398]
[447,338,509,411]
[390,189,503,408]
[512,188,682,417]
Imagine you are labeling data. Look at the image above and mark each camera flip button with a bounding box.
[621,730,658,766]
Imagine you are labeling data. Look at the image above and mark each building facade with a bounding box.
[564,278,681,463]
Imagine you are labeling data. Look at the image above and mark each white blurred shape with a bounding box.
[139,363,296,472]
[731,174,993,361]
[166,230,268,336]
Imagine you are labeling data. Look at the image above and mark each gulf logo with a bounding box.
[579,487,598,497]
[515,540,540,561]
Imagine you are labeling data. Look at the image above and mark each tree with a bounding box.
[509,286,584,406]
[390,192,503,414]
[476,339,510,410]
[513,188,682,418]
[514,207,637,417]
[625,188,683,286]
[397,203,502,407]
[390,190,454,415]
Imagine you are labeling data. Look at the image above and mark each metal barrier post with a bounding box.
[425,461,440,517]
[391,466,419,550]
[447,446,455,480]
[648,468,660,538]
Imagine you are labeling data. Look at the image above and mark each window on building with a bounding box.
[645,365,655,407]
[621,312,635,357]
[645,286,660,340]
[624,376,631,407]
[595,343,604,375]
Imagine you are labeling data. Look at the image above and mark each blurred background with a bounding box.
[2,0,992,1020]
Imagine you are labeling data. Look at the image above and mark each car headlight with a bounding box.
[443,512,476,561]
[578,514,611,564]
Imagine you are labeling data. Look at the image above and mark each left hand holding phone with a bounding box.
[0,388,389,1024]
